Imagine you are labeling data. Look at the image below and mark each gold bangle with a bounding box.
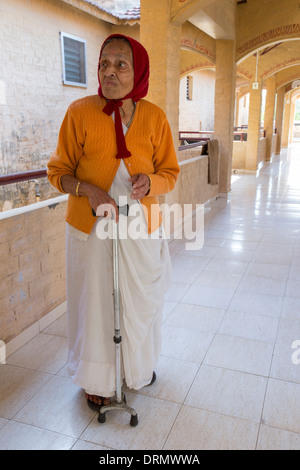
[75,181,81,197]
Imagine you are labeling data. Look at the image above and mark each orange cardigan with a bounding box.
[47,95,180,234]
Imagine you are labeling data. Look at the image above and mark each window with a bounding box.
[60,32,87,87]
[186,75,193,101]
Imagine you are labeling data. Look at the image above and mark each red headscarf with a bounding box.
[98,34,150,159]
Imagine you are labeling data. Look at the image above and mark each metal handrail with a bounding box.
[0,168,47,186]
[178,140,209,151]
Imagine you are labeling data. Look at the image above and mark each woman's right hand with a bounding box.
[82,182,119,222]
[60,175,119,222]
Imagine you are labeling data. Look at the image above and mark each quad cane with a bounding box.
[92,204,138,427]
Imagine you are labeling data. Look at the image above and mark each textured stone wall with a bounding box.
[0,201,67,344]
[0,0,111,208]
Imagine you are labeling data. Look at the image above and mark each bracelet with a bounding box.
[75,181,81,197]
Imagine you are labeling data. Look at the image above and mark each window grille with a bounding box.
[186,75,193,101]
[60,32,87,87]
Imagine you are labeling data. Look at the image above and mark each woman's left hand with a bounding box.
[129,173,151,199]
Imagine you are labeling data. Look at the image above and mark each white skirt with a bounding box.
[66,161,172,397]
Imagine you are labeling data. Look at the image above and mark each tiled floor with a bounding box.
[1,142,300,450]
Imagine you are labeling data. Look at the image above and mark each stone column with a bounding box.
[235,91,240,128]
[140,0,181,148]
[214,40,236,194]
[246,81,262,171]
[140,0,181,228]
[282,96,291,147]
[264,76,276,160]
[275,87,285,154]
[289,101,296,143]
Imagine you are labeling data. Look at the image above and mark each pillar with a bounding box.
[282,95,291,147]
[275,87,285,154]
[289,101,296,143]
[140,0,181,231]
[246,81,262,171]
[235,91,240,128]
[214,40,236,193]
[264,76,276,160]
[140,0,181,148]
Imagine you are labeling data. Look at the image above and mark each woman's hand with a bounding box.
[60,175,119,221]
[82,182,119,222]
[129,173,151,200]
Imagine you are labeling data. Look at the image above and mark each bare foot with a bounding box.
[85,393,111,406]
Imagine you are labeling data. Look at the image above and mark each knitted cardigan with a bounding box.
[47,95,180,234]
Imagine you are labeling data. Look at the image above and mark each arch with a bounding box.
[171,0,213,25]
[181,39,216,62]
[292,79,300,88]
[180,64,215,77]
[236,25,300,62]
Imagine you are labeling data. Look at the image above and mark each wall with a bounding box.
[179,69,215,132]
[232,141,247,170]
[177,151,219,205]
[0,0,112,209]
[0,199,67,344]
[232,137,268,171]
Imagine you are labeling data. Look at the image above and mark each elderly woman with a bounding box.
[47,34,180,409]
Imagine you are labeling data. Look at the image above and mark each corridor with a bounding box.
[0,143,300,450]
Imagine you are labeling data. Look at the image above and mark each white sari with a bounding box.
[66,123,172,397]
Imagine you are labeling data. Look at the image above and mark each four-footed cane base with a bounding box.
[98,393,138,427]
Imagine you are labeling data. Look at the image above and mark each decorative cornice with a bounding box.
[237,24,300,57]
[261,57,300,80]
[181,38,216,61]
[181,61,215,75]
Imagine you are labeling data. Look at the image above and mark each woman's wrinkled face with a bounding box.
[99,39,134,100]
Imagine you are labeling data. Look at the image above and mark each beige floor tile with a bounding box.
[182,285,235,310]
[281,297,300,320]
[204,334,274,376]
[71,439,112,450]
[13,375,95,438]
[238,275,286,296]
[270,343,300,384]
[164,282,190,302]
[0,364,50,419]
[0,420,76,450]
[204,257,249,275]
[257,425,300,450]
[229,291,283,318]
[162,300,177,323]
[180,244,219,258]
[218,310,279,342]
[7,333,68,374]
[285,279,300,299]
[194,270,243,290]
[0,418,8,430]
[80,393,180,450]
[132,355,199,403]
[161,325,213,363]
[185,365,267,422]
[164,406,259,450]
[165,303,225,334]
[42,312,68,337]
[171,254,209,283]
[252,245,293,265]
[276,317,300,346]
[245,262,290,281]
[214,246,254,262]
[262,379,300,434]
